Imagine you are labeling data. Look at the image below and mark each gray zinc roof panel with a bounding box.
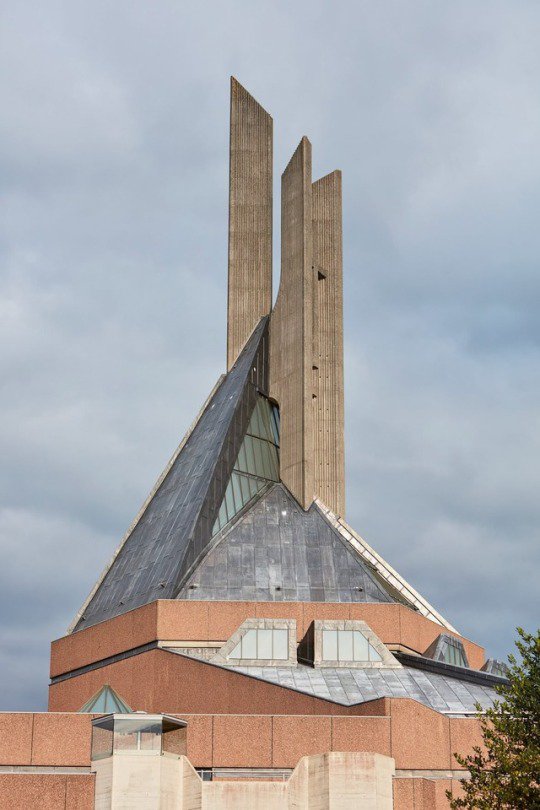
[177,484,399,604]
[165,649,497,715]
[73,318,269,631]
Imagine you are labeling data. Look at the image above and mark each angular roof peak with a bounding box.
[68,78,457,639]
[179,483,401,606]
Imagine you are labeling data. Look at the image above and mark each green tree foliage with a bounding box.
[448,628,540,809]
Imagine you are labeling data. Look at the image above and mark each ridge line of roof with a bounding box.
[395,651,508,687]
[314,499,457,632]
[311,502,408,606]
[176,481,276,596]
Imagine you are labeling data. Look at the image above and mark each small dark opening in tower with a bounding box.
[318,270,326,280]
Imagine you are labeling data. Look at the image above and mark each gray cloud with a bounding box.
[1,0,539,709]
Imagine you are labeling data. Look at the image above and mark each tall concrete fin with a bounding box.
[270,137,314,509]
[227,77,273,370]
[312,170,345,516]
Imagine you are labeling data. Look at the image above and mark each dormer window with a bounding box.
[229,628,289,660]
[322,629,382,663]
[424,633,469,668]
[481,658,509,678]
[298,619,401,669]
[213,618,297,666]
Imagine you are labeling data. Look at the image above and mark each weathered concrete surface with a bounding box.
[312,171,345,517]
[93,753,199,810]
[92,756,112,810]
[92,749,395,809]
[205,780,286,809]
[227,77,273,370]
[270,137,314,509]
[269,150,345,515]
[288,751,395,810]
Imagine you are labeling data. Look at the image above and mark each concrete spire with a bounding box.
[270,137,315,509]
[270,141,345,515]
[312,170,345,516]
[228,79,345,514]
[227,77,273,370]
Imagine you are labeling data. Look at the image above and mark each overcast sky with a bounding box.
[1,1,539,710]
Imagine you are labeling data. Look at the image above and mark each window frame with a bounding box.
[229,627,289,661]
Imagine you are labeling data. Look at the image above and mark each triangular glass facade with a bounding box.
[78,684,132,714]
[213,396,280,535]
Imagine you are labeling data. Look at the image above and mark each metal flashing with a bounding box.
[395,650,508,687]
[315,499,457,632]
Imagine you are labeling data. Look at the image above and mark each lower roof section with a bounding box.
[165,649,497,716]
[48,635,497,719]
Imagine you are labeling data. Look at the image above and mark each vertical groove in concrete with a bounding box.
[270,137,314,509]
[312,171,345,516]
[227,77,273,370]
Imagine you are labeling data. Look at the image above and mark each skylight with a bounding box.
[78,684,132,714]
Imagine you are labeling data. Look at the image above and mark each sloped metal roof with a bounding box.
[165,648,497,715]
[70,307,458,634]
[178,484,399,603]
[73,318,269,631]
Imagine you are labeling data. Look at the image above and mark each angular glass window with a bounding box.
[273,629,289,660]
[339,630,354,660]
[114,719,161,753]
[322,629,383,663]
[91,716,114,760]
[257,629,273,659]
[212,396,280,536]
[241,629,257,658]
[225,485,236,518]
[353,631,369,661]
[322,630,338,660]
[426,634,469,669]
[481,658,509,678]
[447,644,467,667]
[228,628,289,661]
[270,407,280,446]
[229,639,242,658]
[231,474,243,510]
[368,644,382,663]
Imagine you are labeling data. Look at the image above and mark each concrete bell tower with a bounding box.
[227,79,345,516]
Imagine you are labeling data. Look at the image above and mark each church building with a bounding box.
[0,78,508,810]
